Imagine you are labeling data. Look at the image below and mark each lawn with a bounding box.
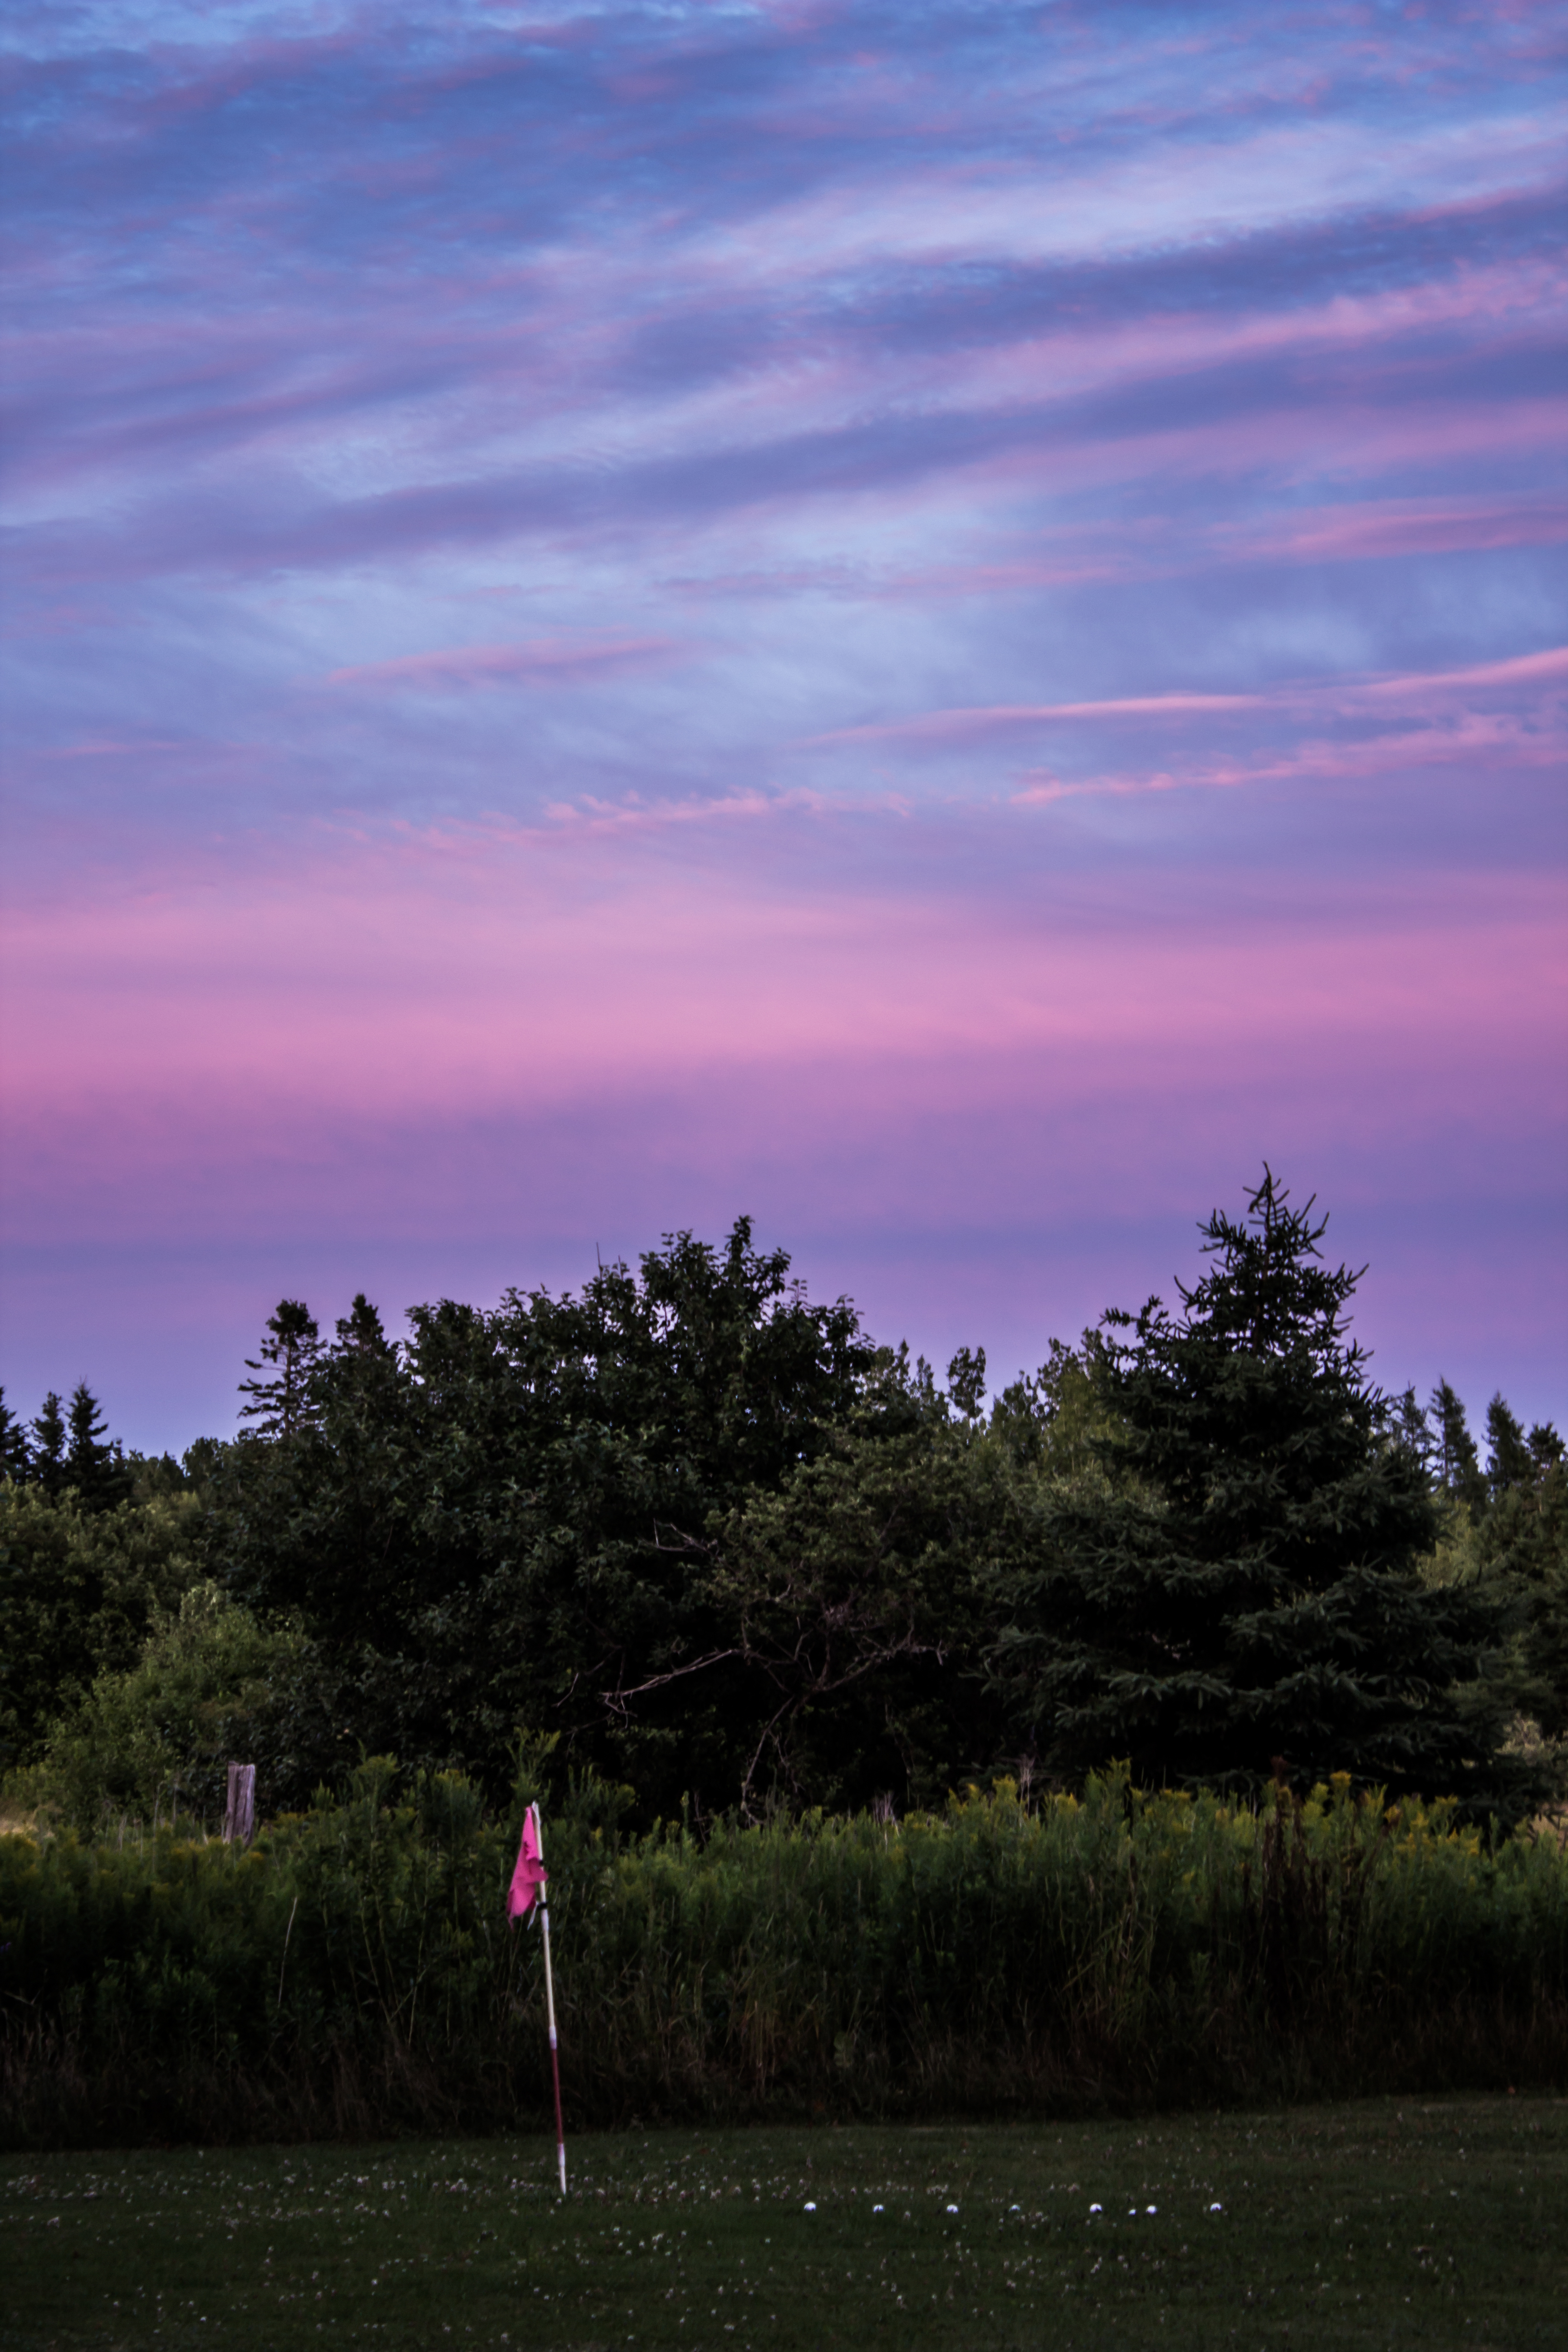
[4,2096,1564,2350]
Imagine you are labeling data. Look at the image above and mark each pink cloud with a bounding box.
[1360,644,1568,696]
[1238,496,1568,564]
[809,646,1568,762]
[811,693,1263,747]
[322,634,676,690]
[4,822,1560,1158]
[4,2,1566,1442]
[1012,709,1566,806]
[930,396,1567,535]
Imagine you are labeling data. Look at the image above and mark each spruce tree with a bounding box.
[993,1171,1515,1806]
[336,1292,390,1354]
[1475,1413,1568,1753]
[1389,1384,1433,1470]
[29,1393,66,1493]
[1529,1421,1566,1475]
[1430,1379,1485,1515]
[64,1382,129,1510]
[1485,1393,1534,1503]
[0,1387,30,1481]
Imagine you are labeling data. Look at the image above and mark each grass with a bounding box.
[4,2096,1566,2350]
[9,1774,1568,2146]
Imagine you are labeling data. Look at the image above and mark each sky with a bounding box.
[1,0,1565,1453]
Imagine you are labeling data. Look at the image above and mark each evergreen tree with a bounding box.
[238,1301,323,1439]
[0,1387,30,1481]
[29,1393,66,1494]
[1473,1411,1568,1756]
[1485,1393,1534,1503]
[991,1171,1519,1808]
[1389,1384,1433,1471]
[65,1382,129,1511]
[1529,1421,1566,1475]
[1430,1379,1485,1514]
[336,1292,391,1355]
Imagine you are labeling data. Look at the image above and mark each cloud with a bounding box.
[323,634,676,689]
[809,647,1568,766]
[812,694,1264,747]
[2,0,1564,1437]
[5,809,1561,1123]
[1360,644,1568,696]
[1229,496,1568,566]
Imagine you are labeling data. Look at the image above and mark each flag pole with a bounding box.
[533,1801,567,2196]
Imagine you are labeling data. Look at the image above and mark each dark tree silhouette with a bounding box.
[238,1300,323,1439]
[993,1170,1520,1807]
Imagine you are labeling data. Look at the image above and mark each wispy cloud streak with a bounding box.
[1,0,1564,1441]
[323,635,674,689]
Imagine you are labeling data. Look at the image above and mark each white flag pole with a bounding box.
[533,1801,567,2196]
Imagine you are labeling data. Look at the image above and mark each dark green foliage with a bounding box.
[696,1419,1019,1813]
[1431,1378,1486,1514]
[9,1192,1558,1828]
[4,1384,130,1511]
[36,1583,321,1831]
[177,1436,229,1500]
[2,1772,1565,2149]
[64,1382,131,1512]
[1530,1420,1566,1474]
[0,1484,207,1770]
[987,1331,1115,1479]
[211,1222,900,1816]
[990,1171,1522,1807]
[1477,1458,1568,1743]
[238,1298,323,1437]
[1388,1382,1434,1470]
[28,1393,66,1494]
[1418,1386,1568,1763]
[0,1387,30,1481]
[945,1343,987,1421]
[1485,1392,1534,1501]
[127,1447,198,1502]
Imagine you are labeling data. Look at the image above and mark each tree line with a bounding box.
[2,1172,1564,1829]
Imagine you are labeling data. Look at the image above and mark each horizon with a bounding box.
[4,1184,1557,1459]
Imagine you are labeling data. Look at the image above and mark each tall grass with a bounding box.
[3,1768,1565,2148]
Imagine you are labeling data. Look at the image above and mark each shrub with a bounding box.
[1,1769,1564,2146]
[0,1481,205,1769]
[31,1583,317,1831]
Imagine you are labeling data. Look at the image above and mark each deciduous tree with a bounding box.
[212,1220,889,1813]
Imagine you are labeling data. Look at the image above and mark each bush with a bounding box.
[0,1481,205,1769]
[29,1583,318,1831]
[1,1769,1564,2147]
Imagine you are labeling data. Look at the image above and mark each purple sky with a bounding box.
[2,0,1565,1452]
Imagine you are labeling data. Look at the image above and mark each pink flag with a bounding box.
[507,1806,548,1920]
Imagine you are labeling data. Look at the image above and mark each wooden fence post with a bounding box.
[224,1762,256,1845]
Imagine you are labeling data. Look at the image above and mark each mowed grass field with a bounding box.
[4,2097,1565,2351]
